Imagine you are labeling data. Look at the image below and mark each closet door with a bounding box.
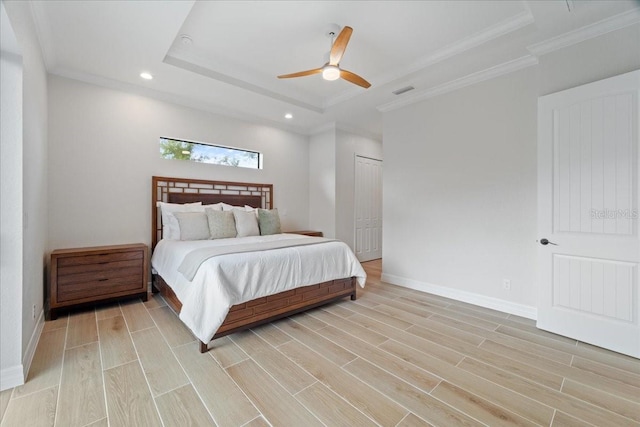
[355,155,383,262]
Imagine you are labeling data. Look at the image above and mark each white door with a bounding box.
[355,155,382,262]
[537,70,640,358]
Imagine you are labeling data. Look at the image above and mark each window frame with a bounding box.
[158,137,262,169]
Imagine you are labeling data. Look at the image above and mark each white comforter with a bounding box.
[151,233,367,343]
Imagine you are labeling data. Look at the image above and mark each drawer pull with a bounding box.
[98,278,108,282]
[98,261,109,265]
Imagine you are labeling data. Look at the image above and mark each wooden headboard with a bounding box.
[152,176,273,250]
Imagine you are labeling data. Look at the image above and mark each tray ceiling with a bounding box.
[29,0,640,138]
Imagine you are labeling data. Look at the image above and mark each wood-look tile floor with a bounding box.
[2,259,639,426]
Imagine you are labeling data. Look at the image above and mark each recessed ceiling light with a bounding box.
[140,72,153,80]
[284,113,293,119]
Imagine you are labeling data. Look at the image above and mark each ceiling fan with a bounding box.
[277,26,371,89]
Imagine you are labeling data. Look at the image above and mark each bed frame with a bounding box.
[151,176,357,352]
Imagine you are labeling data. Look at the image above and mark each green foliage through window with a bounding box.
[159,137,261,169]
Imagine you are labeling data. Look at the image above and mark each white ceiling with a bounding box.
[28,0,640,139]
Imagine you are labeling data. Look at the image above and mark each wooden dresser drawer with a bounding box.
[58,250,143,267]
[57,259,142,278]
[57,270,144,302]
[49,243,148,319]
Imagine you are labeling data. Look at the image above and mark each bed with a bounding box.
[150,176,366,352]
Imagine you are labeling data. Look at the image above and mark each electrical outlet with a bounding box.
[502,279,511,291]
[32,304,36,319]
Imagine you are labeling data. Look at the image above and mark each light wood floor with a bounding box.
[2,259,639,426]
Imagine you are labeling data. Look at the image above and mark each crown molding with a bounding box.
[309,122,337,136]
[527,8,640,56]
[335,123,382,141]
[49,67,312,137]
[166,45,325,109]
[164,53,323,114]
[330,6,638,114]
[412,9,535,71]
[29,0,535,115]
[377,55,538,113]
[49,67,382,140]
[323,83,372,110]
[309,122,381,141]
[325,8,535,109]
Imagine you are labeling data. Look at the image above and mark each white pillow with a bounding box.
[233,209,260,237]
[221,203,255,212]
[244,205,259,218]
[157,201,203,240]
[206,202,224,211]
[173,212,210,241]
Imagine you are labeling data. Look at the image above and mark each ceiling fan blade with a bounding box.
[329,26,353,66]
[340,69,371,88]
[277,68,323,79]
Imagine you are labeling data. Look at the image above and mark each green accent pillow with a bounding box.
[205,208,237,239]
[258,209,282,236]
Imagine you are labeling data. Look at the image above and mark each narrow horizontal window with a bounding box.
[159,137,262,169]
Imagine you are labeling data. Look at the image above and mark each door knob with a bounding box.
[539,238,557,246]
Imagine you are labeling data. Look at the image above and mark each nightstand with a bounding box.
[48,243,148,319]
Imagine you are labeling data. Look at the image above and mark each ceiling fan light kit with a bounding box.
[322,65,340,81]
[277,25,371,89]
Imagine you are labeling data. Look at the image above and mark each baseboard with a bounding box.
[381,273,537,320]
[0,310,44,391]
[22,309,44,381]
[0,365,24,391]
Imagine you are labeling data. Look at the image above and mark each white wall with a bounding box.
[382,24,640,316]
[308,126,382,243]
[335,129,382,247]
[383,67,538,310]
[48,76,310,250]
[1,0,48,390]
[18,2,48,374]
[309,128,337,238]
[0,43,24,391]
